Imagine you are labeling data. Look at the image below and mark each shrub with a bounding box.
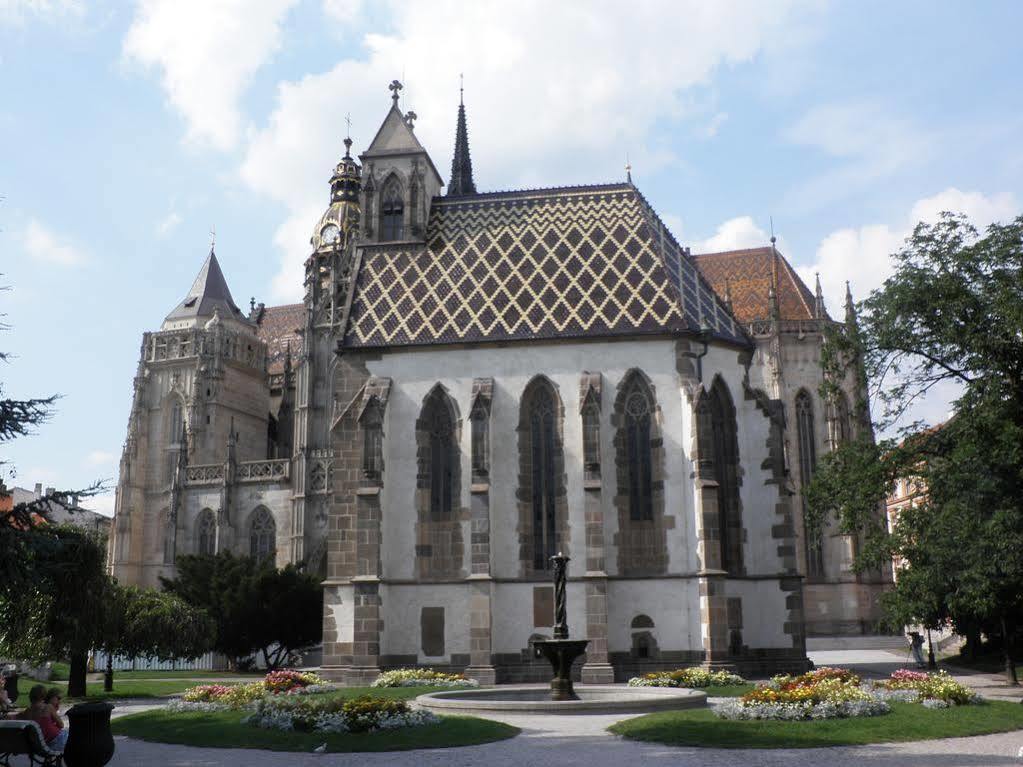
[628,667,745,688]
[179,670,334,710]
[371,668,479,688]
[244,695,439,733]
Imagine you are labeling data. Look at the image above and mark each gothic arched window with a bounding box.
[249,507,276,563]
[624,386,653,521]
[421,389,456,516]
[528,383,558,571]
[582,402,600,474]
[470,404,489,479]
[796,390,823,577]
[834,391,852,445]
[409,179,420,230]
[380,178,404,240]
[197,508,216,556]
[708,378,743,574]
[362,401,384,481]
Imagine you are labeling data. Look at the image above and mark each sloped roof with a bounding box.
[343,183,746,349]
[257,303,305,375]
[164,250,245,324]
[693,246,821,323]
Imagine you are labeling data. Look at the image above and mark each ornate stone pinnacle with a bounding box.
[389,79,403,104]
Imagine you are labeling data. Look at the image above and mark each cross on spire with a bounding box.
[389,79,403,105]
[209,224,216,252]
[345,112,351,139]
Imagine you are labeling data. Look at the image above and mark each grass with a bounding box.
[609,700,1023,749]
[22,678,210,700]
[700,683,754,698]
[111,704,519,753]
[107,670,263,680]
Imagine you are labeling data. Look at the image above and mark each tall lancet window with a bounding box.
[529,384,558,571]
[380,178,404,241]
[422,390,456,516]
[362,401,384,481]
[249,507,276,563]
[625,387,654,521]
[796,390,823,577]
[197,509,216,556]
[582,403,600,475]
[707,378,743,574]
[834,391,852,445]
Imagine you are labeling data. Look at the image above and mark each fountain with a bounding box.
[532,553,590,701]
[416,552,707,715]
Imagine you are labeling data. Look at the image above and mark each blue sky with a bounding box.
[2,0,1021,515]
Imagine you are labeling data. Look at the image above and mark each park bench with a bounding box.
[0,720,63,766]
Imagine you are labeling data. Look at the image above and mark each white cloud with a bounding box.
[0,0,82,25]
[697,216,769,253]
[701,111,729,139]
[237,0,820,301]
[322,0,362,24]
[157,211,182,235]
[784,102,933,212]
[22,218,85,265]
[123,0,298,150]
[797,187,1019,317]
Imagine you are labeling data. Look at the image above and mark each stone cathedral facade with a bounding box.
[108,82,890,683]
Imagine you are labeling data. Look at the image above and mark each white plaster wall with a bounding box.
[326,584,354,645]
[381,584,471,662]
[727,579,791,648]
[491,581,587,654]
[607,579,701,653]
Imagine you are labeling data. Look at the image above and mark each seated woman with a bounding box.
[18,684,68,752]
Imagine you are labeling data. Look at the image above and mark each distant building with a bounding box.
[6,483,112,537]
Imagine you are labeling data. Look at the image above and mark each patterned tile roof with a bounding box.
[343,184,745,349]
[256,303,305,375]
[693,246,821,323]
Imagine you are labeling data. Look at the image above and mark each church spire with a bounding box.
[814,272,826,319]
[447,77,476,196]
[844,280,858,327]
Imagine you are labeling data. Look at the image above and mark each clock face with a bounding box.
[320,224,340,244]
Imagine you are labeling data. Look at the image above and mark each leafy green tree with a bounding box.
[99,584,215,689]
[163,552,322,670]
[806,212,1023,684]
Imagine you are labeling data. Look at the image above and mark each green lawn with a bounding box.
[610,700,1023,748]
[24,678,210,700]
[108,670,263,680]
[112,706,519,752]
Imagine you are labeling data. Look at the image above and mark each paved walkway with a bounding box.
[102,650,1023,767]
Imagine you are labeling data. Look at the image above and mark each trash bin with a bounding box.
[63,701,116,767]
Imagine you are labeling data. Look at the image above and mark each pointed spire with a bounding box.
[164,248,242,327]
[814,272,826,319]
[625,153,632,184]
[724,277,734,315]
[447,81,477,196]
[844,280,858,327]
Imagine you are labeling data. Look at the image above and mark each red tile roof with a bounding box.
[693,246,821,323]
[256,303,304,375]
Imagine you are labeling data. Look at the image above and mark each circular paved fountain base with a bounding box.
[416,684,707,716]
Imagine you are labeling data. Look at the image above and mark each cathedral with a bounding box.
[108,81,891,683]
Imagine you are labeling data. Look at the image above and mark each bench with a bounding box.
[0,721,63,766]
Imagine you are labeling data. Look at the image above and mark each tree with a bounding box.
[806,212,1023,684]
[99,584,215,689]
[163,552,322,670]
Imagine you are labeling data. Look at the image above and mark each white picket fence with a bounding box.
[91,651,224,672]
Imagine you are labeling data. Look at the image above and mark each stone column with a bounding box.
[346,488,383,686]
[581,484,614,682]
[465,484,496,684]
[695,478,731,667]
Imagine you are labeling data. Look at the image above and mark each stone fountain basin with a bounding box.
[416,684,707,716]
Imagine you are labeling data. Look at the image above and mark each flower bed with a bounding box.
[716,667,889,721]
[177,670,336,711]
[371,668,479,688]
[873,669,980,706]
[244,695,439,734]
[628,667,746,688]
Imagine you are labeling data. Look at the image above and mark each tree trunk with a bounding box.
[104,652,114,692]
[1001,615,1018,686]
[68,652,89,698]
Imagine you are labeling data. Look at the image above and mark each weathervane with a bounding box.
[209,224,216,251]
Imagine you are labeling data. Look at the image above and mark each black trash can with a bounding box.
[2,672,18,704]
[63,701,116,767]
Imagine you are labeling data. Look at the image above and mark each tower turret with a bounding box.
[447,82,476,196]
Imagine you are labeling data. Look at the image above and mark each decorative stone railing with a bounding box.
[145,326,266,370]
[185,464,224,485]
[236,459,290,483]
[747,318,832,338]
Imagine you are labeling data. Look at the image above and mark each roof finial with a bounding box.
[724,276,734,315]
[625,152,632,184]
[844,280,858,327]
[209,224,216,253]
[388,79,403,105]
[460,72,464,106]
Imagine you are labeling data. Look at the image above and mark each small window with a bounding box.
[380,180,404,240]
